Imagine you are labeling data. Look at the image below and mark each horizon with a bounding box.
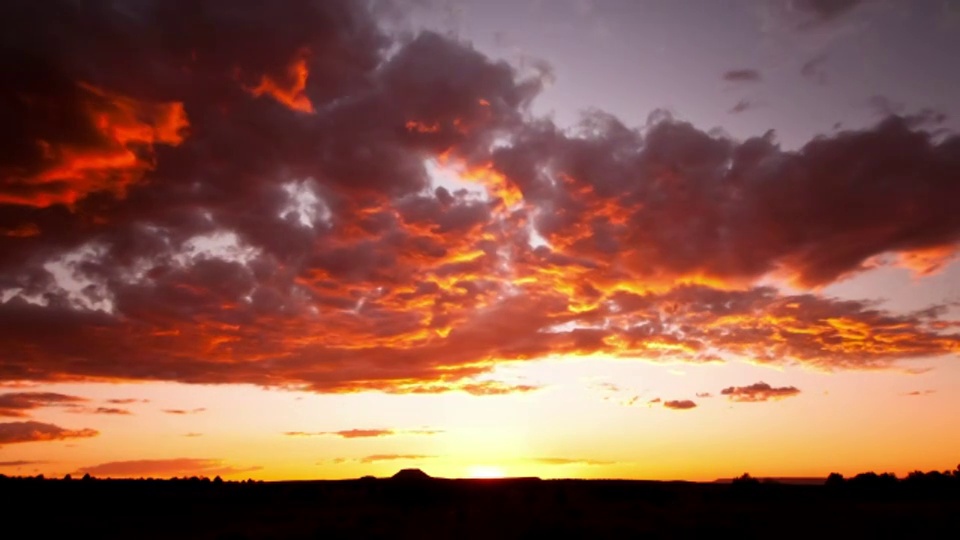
[1,0,959,484]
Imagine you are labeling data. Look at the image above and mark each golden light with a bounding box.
[466,465,506,479]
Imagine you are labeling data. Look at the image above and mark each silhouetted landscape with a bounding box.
[4,468,960,538]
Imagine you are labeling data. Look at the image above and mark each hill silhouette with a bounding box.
[391,468,431,481]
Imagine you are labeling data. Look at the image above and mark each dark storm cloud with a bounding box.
[0,1,957,396]
[721,382,801,402]
[722,69,762,82]
[495,114,960,288]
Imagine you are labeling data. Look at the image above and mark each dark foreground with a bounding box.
[3,474,960,539]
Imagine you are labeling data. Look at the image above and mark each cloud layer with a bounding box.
[0,1,957,396]
[75,458,259,478]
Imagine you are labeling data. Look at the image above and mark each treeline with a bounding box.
[727,466,960,500]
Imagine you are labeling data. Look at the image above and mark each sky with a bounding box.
[1,0,959,482]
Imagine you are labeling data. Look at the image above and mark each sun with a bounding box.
[466,465,505,479]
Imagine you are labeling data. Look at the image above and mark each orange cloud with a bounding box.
[0,421,98,445]
[244,49,314,113]
[663,400,697,410]
[1,83,187,209]
[1,2,958,400]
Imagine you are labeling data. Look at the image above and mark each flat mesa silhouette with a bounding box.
[391,468,431,481]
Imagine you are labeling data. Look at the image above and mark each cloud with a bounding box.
[162,408,206,415]
[0,1,957,398]
[696,392,712,398]
[728,99,754,114]
[285,428,443,438]
[790,0,862,24]
[721,382,801,402]
[801,53,828,83]
[90,407,131,415]
[0,392,87,417]
[75,458,260,478]
[663,400,697,410]
[0,460,47,467]
[106,398,149,405]
[903,389,935,396]
[0,421,98,445]
[183,432,203,437]
[722,69,761,82]
[761,0,864,33]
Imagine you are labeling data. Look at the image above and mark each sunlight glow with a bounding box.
[466,465,506,479]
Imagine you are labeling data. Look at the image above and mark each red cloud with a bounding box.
[0,1,957,398]
[721,382,801,402]
[0,421,98,445]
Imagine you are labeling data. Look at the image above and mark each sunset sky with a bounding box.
[2,0,959,482]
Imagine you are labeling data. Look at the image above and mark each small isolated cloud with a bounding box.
[106,398,149,405]
[0,421,98,445]
[903,389,936,397]
[723,69,762,82]
[801,53,828,83]
[162,408,206,415]
[721,382,801,402]
[729,99,754,114]
[75,458,260,478]
[90,407,132,415]
[286,428,443,438]
[183,432,203,437]
[529,457,614,466]
[696,392,712,398]
[648,398,662,405]
[664,400,697,410]
[0,392,87,417]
